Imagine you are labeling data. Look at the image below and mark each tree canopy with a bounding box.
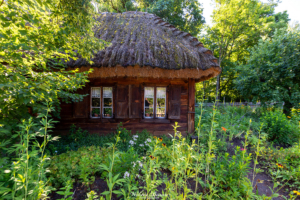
[198,0,290,101]
[0,0,108,133]
[235,29,300,113]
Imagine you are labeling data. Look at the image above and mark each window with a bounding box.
[91,87,101,118]
[103,87,113,117]
[91,87,113,118]
[144,87,166,118]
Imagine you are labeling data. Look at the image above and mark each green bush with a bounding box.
[260,109,299,145]
[211,147,254,199]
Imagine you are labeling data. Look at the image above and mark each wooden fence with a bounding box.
[195,102,284,108]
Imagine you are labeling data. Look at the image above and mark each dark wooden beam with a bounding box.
[188,78,195,133]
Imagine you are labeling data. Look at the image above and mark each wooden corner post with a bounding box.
[188,78,195,133]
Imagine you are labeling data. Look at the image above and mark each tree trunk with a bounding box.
[203,81,206,100]
[216,75,221,101]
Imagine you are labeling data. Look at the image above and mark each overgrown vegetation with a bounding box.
[1,103,300,199]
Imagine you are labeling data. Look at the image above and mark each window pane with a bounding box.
[92,98,100,107]
[145,87,154,98]
[103,108,112,117]
[92,88,101,98]
[104,98,112,107]
[156,108,166,118]
[157,98,165,107]
[145,108,154,117]
[92,108,100,117]
[145,98,153,108]
[157,87,166,98]
[103,87,113,98]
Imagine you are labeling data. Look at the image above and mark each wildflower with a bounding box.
[129,140,135,145]
[158,137,163,142]
[149,155,155,160]
[138,161,143,168]
[276,163,284,168]
[287,116,291,118]
[162,143,166,147]
[153,136,157,139]
[240,148,246,151]
[221,127,227,132]
[139,144,144,147]
[132,162,136,167]
[293,190,300,195]
[124,171,130,178]
[146,138,151,142]
[171,167,175,171]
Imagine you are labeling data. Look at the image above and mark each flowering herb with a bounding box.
[221,127,227,132]
[149,155,155,160]
[276,163,284,168]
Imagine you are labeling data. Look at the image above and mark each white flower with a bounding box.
[146,138,151,142]
[128,145,131,148]
[138,161,143,168]
[133,135,138,138]
[132,162,136,167]
[5,73,8,76]
[139,144,144,147]
[124,171,130,178]
[133,137,137,141]
[129,140,135,145]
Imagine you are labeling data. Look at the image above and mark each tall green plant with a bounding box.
[1,102,58,199]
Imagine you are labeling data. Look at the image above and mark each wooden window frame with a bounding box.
[143,86,167,119]
[90,86,113,119]
[102,87,113,118]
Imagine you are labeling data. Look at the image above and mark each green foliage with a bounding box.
[48,146,111,187]
[260,109,299,145]
[200,0,290,101]
[260,145,300,191]
[0,103,58,199]
[235,29,300,113]
[0,0,109,136]
[136,0,205,36]
[211,149,253,199]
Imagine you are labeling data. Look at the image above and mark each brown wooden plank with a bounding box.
[188,78,195,133]
[168,85,181,119]
[73,86,89,118]
[115,85,129,118]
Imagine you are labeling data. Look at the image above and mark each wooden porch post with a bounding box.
[188,78,195,133]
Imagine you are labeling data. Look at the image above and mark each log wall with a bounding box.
[55,77,195,136]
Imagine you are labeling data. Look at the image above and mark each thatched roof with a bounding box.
[67,11,221,81]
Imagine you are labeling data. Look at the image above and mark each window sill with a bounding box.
[140,119,170,124]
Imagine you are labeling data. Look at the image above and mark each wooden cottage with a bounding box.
[57,11,221,136]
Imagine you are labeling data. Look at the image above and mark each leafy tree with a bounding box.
[235,29,300,113]
[97,0,137,12]
[0,0,108,134]
[202,0,289,100]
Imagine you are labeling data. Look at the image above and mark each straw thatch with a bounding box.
[67,11,221,80]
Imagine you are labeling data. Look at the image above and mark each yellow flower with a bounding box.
[287,116,291,118]
[158,137,163,142]
[162,143,166,147]
[276,163,284,168]
[153,136,157,139]
[293,190,300,195]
